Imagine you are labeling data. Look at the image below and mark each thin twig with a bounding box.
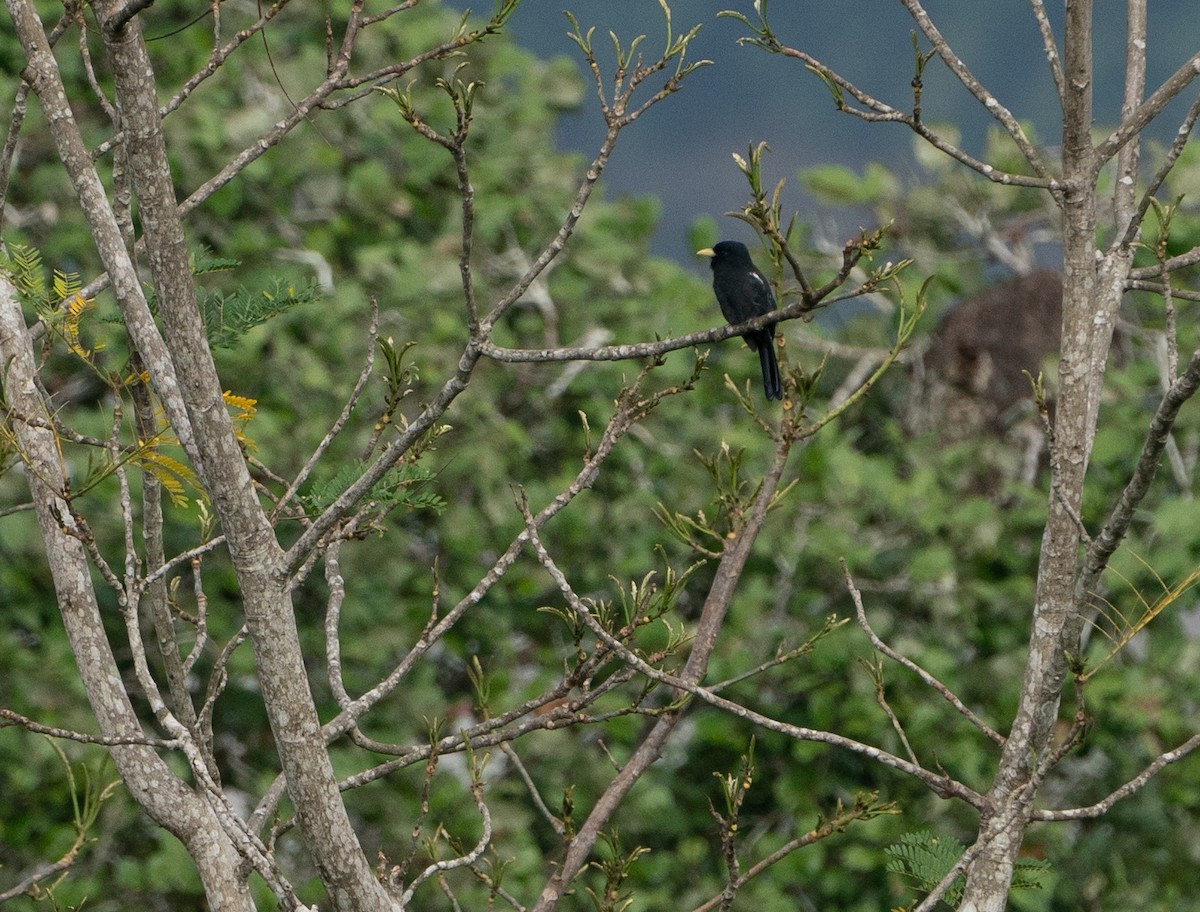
[1081,347,1200,591]
[271,297,379,521]
[525,506,986,808]
[901,0,1050,179]
[1094,50,1200,167]
[500,741,566,836]
[1028,0,1065,103]
[769,44,1054,190]
[1033,733,1200,820]
[0,709,178,748]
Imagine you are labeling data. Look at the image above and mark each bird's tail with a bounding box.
[759,338,782,401]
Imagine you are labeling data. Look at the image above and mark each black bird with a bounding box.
[697,241,783,401]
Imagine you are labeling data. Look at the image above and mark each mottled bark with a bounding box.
[0,277,253,911]
[958,1,1130,908]
[88,7,395,908]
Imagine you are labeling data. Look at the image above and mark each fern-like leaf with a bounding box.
[299,461,446,518]
[63,294,104,361]
[222,390,259,449]
[0,244,48,309]
[189,246,241,276]
[886,830,965,906]
[200,280,317,349]
[131,446,203,508]
[886,831,1050,908]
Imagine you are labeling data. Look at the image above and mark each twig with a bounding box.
[500,741,566,836]
[324,538,353,710]
[0,709,178,748]
[1115,93,1200,253]
[1081,347,1200,592]
[176,26,481,224]
[0,855,77,903]
[759,42,1053,190]
[901,0,1050,179]
[1027,0,1065,103]
[1124,279,1200,302]
[861,655,921,767]
[400,779,493,906]
[1094,50,1200,167]
[1129,247,1200,280]
[271,297,379,521]
[181,557,210,677]
[687,799,886,912]
[139,535,226,591]
[359,0,418,28]
[1033,732,1200,820]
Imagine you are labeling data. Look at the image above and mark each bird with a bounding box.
[697,241,783,401]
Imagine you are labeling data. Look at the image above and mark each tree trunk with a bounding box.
[0,276,255,911]
[90,10,396,909]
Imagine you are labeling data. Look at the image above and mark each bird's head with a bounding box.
[696,241,753,268]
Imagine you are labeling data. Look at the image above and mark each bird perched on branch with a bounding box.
[697,241,782,401]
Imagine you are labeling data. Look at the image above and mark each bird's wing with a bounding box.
[745,269,777,317]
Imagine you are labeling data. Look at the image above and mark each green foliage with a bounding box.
[585,830,651,912]
[5,2,1200,910]
[0,243,81,317]
[803,162,901,206]
[299,460,446,518]
[886,830,1050,908]
[198,279,319,350]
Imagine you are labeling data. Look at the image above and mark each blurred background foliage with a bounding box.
[2,1,1200,910]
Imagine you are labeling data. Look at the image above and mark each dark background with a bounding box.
[446,1,1197,261]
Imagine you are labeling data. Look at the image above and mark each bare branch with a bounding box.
[1028,0,1065,102]
[478,293,860,365]
[500,742,566,837]
[400,779,493,906]
[527,523,985,812]
[844,560,995,745]
[1033,733,1200,821]
[0,709,178,748]
[1111,0,1147,243]
[688,798,891,912]
[176,19,477,222]
[763,44,1054,190]
[1129,246,1200,280]
[1095,50,1200,167]
[1080,346,1200,593]
[359,0,418,29]
[1125,279,1200,301]
[1115,92,1200,253]
[900,0,1050,179]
